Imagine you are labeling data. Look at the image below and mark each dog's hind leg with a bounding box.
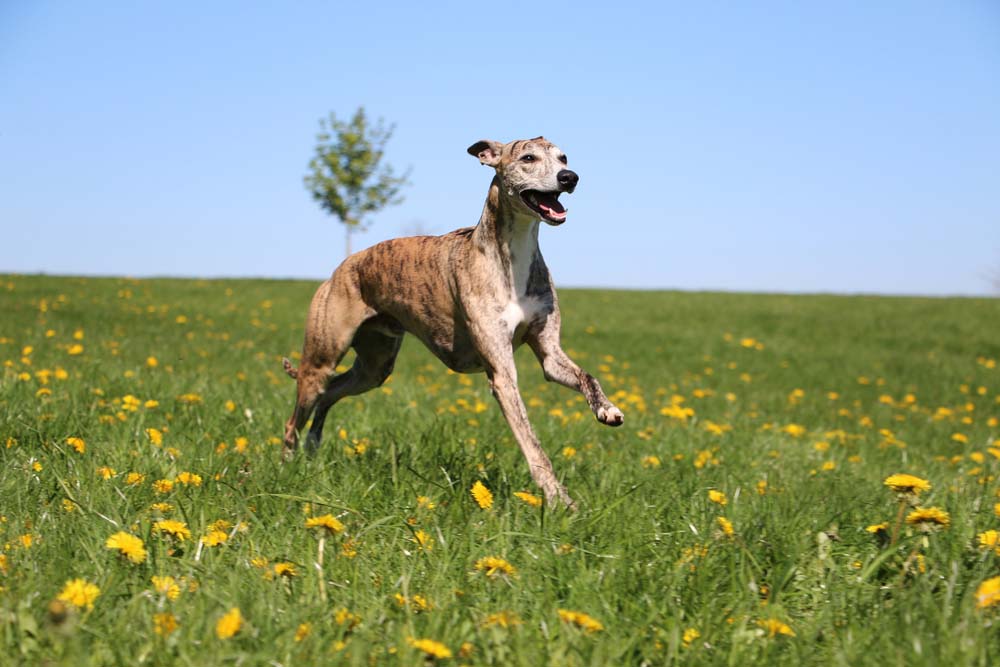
[283,279,371,460]
[301,325,402,454]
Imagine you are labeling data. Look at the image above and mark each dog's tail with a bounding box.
[282,357,298,379]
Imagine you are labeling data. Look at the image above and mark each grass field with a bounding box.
[2,273,1000,666]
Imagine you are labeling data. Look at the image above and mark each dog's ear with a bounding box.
[467,140,503,167]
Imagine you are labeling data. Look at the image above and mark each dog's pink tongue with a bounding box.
[539,200,567,219]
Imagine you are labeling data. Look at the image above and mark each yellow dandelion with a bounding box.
[905,507,950,530]
[408,637,452,659]
[976,576,1000,609]
[758,618,795,637]
[412,529,433,551]
[682,627,700,647]
[717,516,734,537]
[304,514,344,535]
[105,531,147,564]
[474,556,516,578]
[416,495,437,510]
[151,575,181,600]
[482,610,523,629]
[557,608,604,633]
[273,562,297,578]
[866,522,889,534]
[150,502,173,513]
[513,491,543,508]
[125,472,146,486]
[153,519,191,541]
[708,489,727,506]
[152,479,174,494]
[66,437,85,454]
[471,480,493,509]
[67,343,84,355]
[884,473,931,495]
[977,530,1000,555]
[641,455,662,468]
[57,578,100,610]
[294,622,311,642]
[153,612,178,637]
[175,471,202,486]
[145,428,163,446]
[203,529,228,547]
[146,356,159,368]
[334,607,361,629]
[215,607,243,639]
[96,466,116,480]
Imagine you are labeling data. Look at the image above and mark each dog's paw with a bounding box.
[597,405,624,427]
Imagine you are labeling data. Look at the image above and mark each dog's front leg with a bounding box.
[527,321,624,426]
[487,365,575,508]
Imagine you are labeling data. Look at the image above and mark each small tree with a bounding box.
[304,107,411,257]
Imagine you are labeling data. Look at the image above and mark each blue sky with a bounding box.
[2,1,998,295]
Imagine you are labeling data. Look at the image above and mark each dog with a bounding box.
[283,137,623,507]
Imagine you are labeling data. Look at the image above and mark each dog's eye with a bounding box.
[559,154,568,165]
[520,154,536,163]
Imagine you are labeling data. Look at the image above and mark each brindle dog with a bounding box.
[283,137,624,507]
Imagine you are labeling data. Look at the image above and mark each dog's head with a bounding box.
[467,137,578,225]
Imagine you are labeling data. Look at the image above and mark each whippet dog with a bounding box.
[283,137,623,507]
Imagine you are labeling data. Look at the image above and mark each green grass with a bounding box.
[2,274,1000,666]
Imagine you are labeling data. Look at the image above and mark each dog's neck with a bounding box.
[473,176,541,297]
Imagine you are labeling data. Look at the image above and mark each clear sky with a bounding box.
[2,1,998,295]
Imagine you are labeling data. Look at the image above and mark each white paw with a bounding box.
[597,405,624,426]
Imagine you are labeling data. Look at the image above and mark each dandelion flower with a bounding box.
[203,530,228,547]
[708,489,727,506]
[105,531,147,564]
[153,519,191,541]
[474,556,516,578]
[153,612,178,636]
[152,479,174,494]
[482,610,523,628]
[151,575,181,600]
[884,474,931,496]
[905,507,950,531]
[175,471,202,486]
[125,472,145,486]
[304,514,344,535]
[866,522,889,534]
[557,608,604,633]
[145,428,163,446]
[273,562,297,578]
[682,627,700,647]
[216,607,243,639]
[412,529,433,551]
[66,437,86,454]
[408,637,452,659]
[513,491,542,508]
[977,530,1000,555]
[471,481,493,509]
[57,578,100,610]
[294,622,311,642]
[334,607,361,629]
[416,495,436,510]
[976,576,1000,609]
[758,618,795,637]
[716,516,734,537]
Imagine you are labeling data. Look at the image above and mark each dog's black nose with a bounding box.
[557,169,579,191]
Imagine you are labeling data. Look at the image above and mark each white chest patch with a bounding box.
[500,296,546,336]
[500,222,545,337]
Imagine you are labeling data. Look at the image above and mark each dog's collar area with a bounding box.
[520,190,567,223]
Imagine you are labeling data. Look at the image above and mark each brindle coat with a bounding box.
[283,137,623,507]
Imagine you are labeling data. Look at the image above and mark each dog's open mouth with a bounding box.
[521,190,568,224]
